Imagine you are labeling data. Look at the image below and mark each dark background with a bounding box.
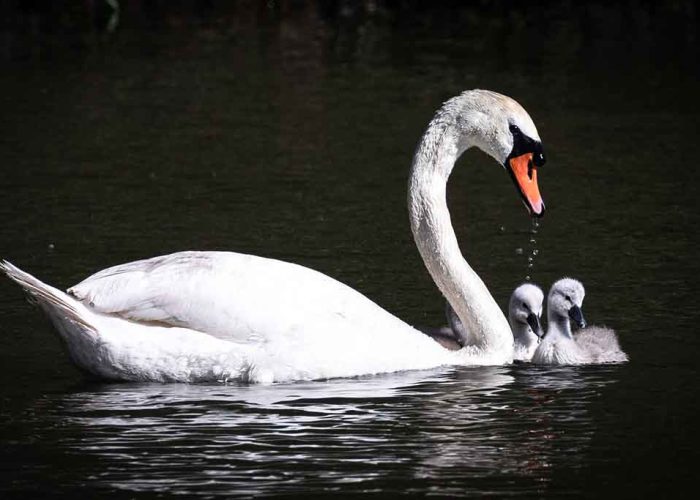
[0,1,698,497]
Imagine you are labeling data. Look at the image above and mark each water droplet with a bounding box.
[528,263,534,269]
[525,275,531,281]
[48,243,55,250]
[499,225,506,233]
[529,238,536,244]
[532,249,539,256]
[515,248,523,255]
[530,218,540,234]
[527,256,533,263]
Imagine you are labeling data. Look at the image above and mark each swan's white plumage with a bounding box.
[2,89,547,383]
[2,252,510,383]
[5,258,493,383]
[67,251,416,345]
[407,90,541,361]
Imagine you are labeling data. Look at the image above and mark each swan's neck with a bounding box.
[547,313,573,339]
[408,109,512,356]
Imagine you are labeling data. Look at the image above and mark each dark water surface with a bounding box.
[0,2,698,497]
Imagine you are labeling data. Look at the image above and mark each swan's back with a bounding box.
[67,251,430,348]
[575,326,628,363]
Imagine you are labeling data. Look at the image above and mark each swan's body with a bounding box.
[532,278,627,365]
[1,258,468,383]
[2,89,547,384]
[421,283,543,361]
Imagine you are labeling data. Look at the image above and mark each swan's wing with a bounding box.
[67,251,410,343]
[68,252,213,326]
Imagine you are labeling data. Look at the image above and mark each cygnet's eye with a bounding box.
[522,301,528,310]
[565,295,572,303]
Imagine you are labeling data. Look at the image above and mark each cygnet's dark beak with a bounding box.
[568,305,587,328]
[527,312,543,338]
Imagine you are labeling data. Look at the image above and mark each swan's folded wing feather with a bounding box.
[67,253,225,338]
[66,251,407,344]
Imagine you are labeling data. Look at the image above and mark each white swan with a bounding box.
[1,89,547,384]
[421,283,543,361]
[532,278,628,365]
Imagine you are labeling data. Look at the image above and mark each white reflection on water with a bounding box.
[21,365,618,496]
[412,366,616,496]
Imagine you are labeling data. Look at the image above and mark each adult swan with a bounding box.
[1,90,546,384]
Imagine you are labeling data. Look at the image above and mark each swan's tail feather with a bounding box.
[1,260,96,335]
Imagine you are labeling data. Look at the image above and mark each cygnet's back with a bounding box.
[575,326,628,363]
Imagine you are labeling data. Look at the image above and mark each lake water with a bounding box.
[0,2,698,497]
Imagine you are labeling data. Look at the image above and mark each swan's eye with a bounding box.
[509,123,520,134]
[565,295,572,303]
[522,301,528,309]
[533,151,546,167]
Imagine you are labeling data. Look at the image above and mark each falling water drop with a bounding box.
[516,219,542,281]
[523,217,541,281]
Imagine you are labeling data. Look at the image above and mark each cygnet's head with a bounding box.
[548,278,587,328]
[441,90,546,216]
[508,283,544,337]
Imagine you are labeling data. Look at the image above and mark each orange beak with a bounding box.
[507,153,545,217]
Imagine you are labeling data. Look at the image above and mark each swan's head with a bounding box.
[547,278,587,329]
[454,90,546,217]
[508,283,544,337]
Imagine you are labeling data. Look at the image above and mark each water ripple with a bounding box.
[0,365,622,497]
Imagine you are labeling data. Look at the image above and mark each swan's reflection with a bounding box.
[413,364,620,493]
[28,365,620,496]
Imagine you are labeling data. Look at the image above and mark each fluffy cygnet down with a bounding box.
[532,278,628,365]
